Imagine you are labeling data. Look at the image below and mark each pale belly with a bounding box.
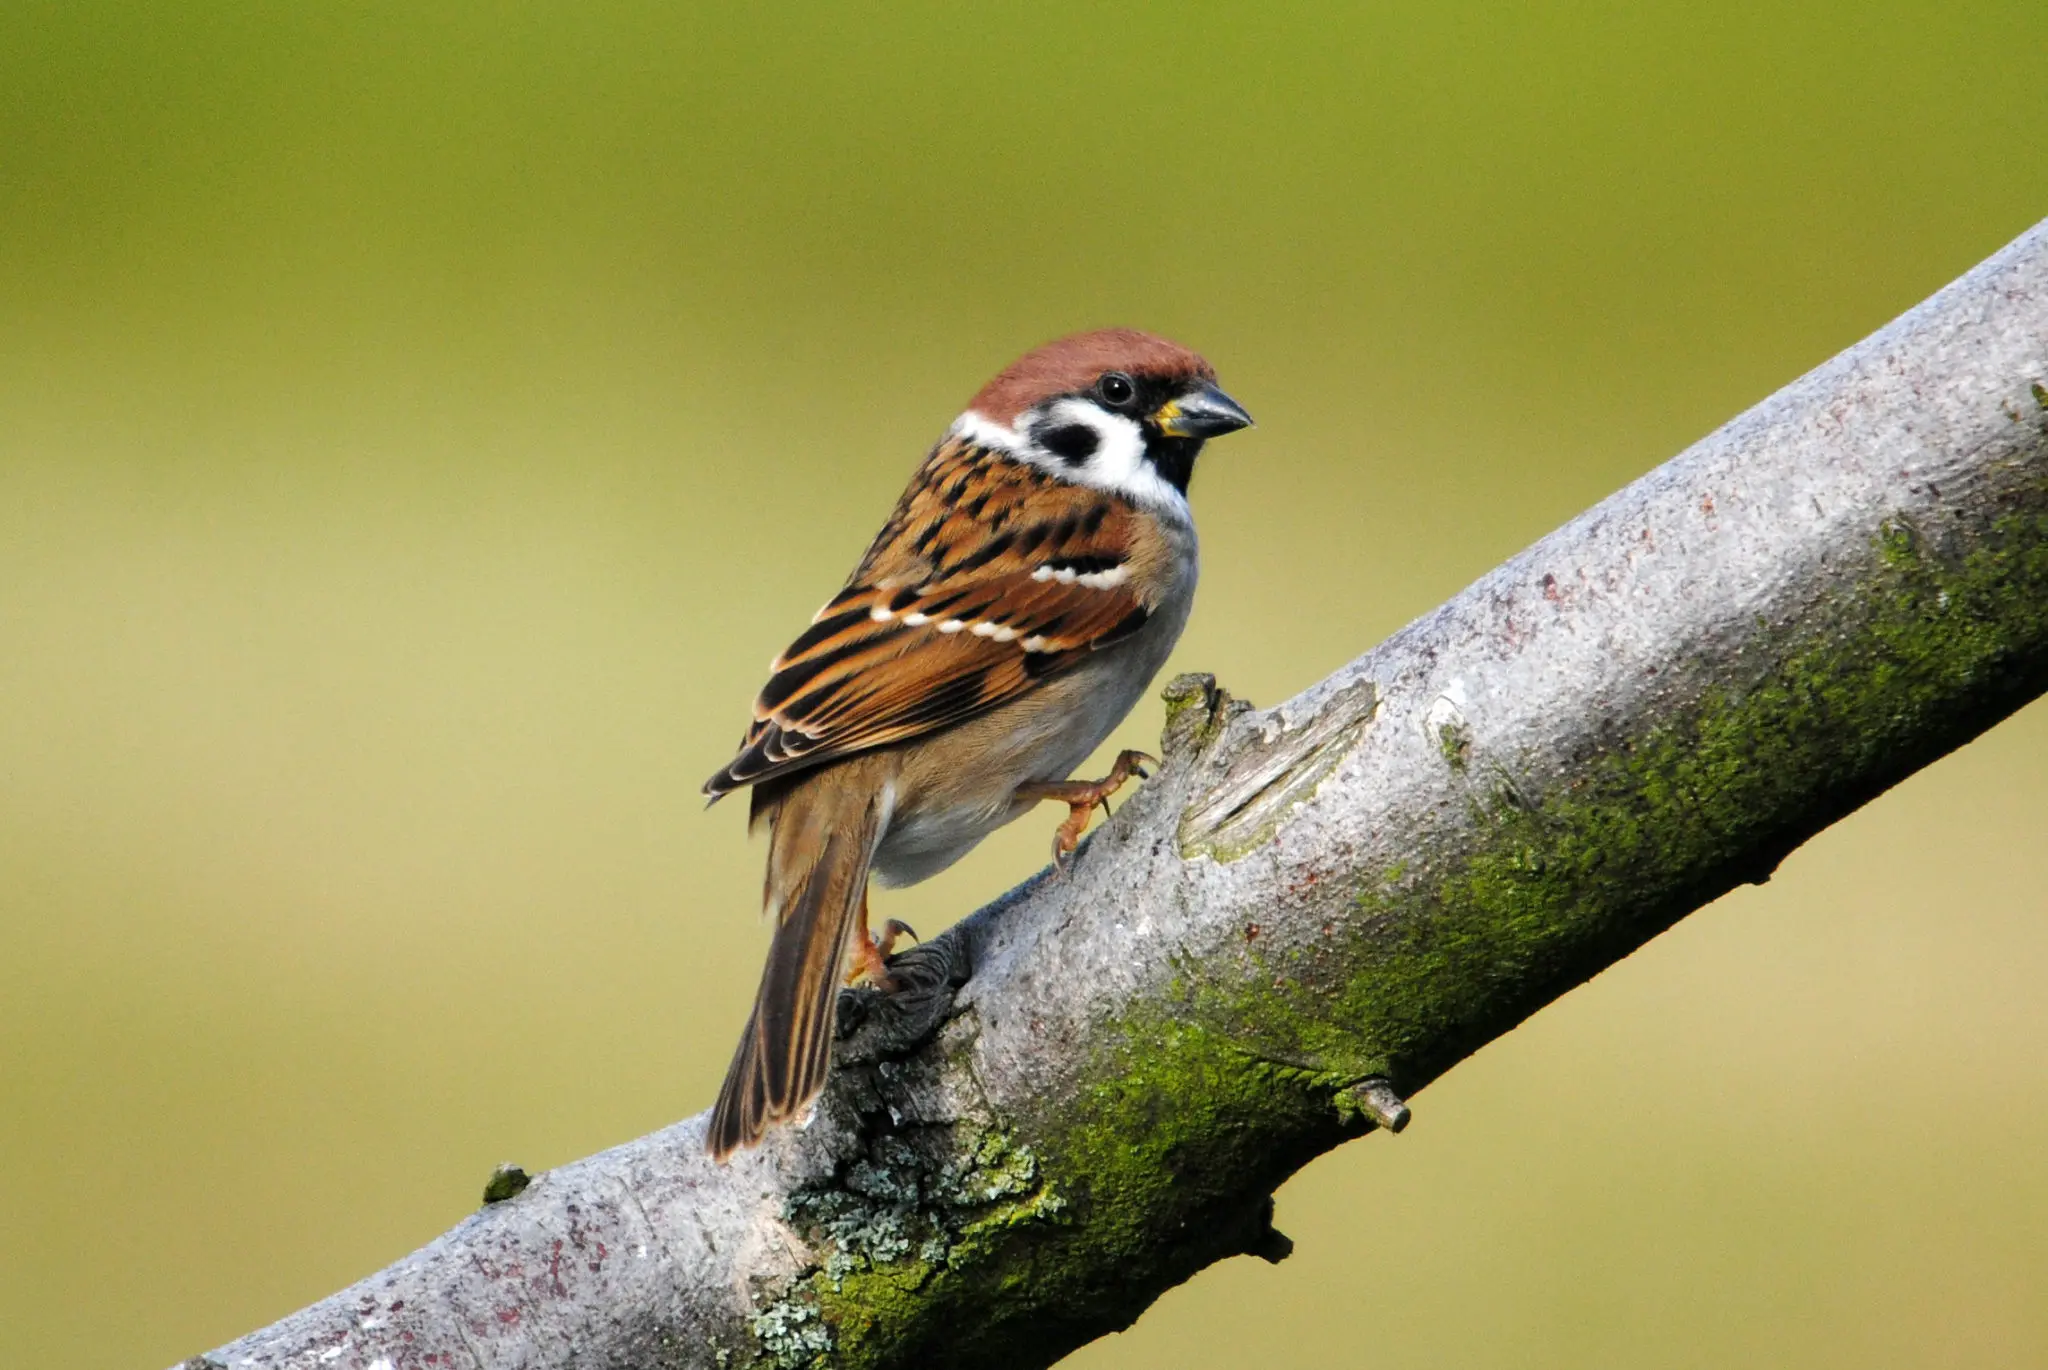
[869,589,1190,887]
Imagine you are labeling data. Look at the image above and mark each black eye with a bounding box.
[1097,372,1136,407]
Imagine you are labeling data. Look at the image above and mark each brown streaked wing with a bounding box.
[703,440,1155,797]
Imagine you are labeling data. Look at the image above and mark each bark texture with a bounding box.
[191,218,2048,1370]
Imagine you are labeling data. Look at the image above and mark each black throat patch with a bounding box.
[1143,434,1204,494]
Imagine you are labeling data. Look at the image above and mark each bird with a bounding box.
[701,328,1252,1159]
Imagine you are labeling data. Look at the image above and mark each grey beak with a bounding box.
[1155,382,1254,440]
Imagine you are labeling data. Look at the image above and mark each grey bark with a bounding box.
[189,218,2048,1370]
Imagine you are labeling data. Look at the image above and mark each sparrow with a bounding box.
[702,328,1252,1158]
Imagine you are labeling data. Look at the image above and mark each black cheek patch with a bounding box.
[1035,423,1100,466]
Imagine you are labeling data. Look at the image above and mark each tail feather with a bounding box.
[708,776,885,1159]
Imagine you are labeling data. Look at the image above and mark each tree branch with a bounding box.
[188,218,2048,1370]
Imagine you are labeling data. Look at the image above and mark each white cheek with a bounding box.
[949,403,1192,518]
[949,411,1022,450]
[1038,399,1192,516]
[1060,401,1145,486]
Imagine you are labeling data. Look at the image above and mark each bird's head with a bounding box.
[953,328,1252,511]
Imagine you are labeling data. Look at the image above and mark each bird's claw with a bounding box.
[848,919,919,990]
[1038,749,1159,878]
[875,918,918,959]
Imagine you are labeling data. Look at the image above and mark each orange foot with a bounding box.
[845,889,918,990]
[1014,749,1158,874]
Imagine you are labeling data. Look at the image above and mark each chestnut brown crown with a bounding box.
[967,328,1218,427]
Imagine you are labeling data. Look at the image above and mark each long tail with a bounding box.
[708,773,886,1159]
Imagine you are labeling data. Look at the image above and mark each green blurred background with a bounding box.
[4,3,2046,1366]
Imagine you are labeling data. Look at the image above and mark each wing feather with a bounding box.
[703,437,1163,797]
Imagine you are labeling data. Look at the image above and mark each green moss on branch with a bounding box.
[754,490,2048,1369]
